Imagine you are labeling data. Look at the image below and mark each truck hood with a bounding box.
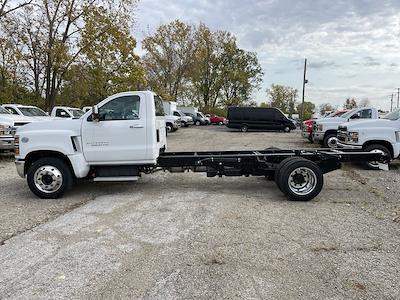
[315,117,346,124]
[340,119,398,130]
[0,114,36,126]
[17,119,81,135]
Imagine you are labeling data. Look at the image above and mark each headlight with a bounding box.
[317,124,323,131]
[347,131,359,143]
[0,124,12,136]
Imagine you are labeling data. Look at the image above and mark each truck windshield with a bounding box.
[340,109,357,119]
[68,109,84,118]
[0,107,11,114]
[19,107,47,116]
[383,109,400,121]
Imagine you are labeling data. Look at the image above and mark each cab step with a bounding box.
[93,176,139,182]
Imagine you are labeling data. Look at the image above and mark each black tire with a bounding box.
[283,126,291,133]
[240,124,248,132]
[166,123,173,132]
[308,134,313,143]
[322,133,337,148]
[278,158,324,201]
[195,120,201,126]
[218,122,223,126]
[274,157,301,192]
[362,144,391,170]
[27,157,73,199]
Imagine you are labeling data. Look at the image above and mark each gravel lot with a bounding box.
[0,126,399,299]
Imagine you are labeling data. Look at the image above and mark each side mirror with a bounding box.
[92,105,100,122]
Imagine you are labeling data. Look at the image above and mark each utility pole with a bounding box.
[391,94,394,112]
[397,88,400,109]
[301,58,308,122]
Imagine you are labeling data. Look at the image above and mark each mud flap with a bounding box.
[377,162,389,171]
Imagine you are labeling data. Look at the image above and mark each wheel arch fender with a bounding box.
[363,140,394,159]
[24,151,89,178]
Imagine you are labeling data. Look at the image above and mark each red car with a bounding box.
[302,110,348,142]
[210,114,227,125]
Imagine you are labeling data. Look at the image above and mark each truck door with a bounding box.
[81,94,147,163]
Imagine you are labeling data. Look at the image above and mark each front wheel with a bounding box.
[195,120,201,126]
[283,126,291,133]
[363,144,391,170]
[323,133,337,148]
[27,157,73,199]
[240,124,249,132]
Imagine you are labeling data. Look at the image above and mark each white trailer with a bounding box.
[163,101,178,115]
[178,106,198,115]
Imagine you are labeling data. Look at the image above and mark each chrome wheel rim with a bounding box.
[368,149,385,167]
[327,136,337,148]
[34,165,63,193]
[288,167,317,196]
[284,126,290,132]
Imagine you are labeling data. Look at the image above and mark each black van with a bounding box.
[226,107,296,132]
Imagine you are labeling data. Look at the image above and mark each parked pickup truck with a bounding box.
[14,91,387,201]
[2,104,53,121]
[165,115,181,132]
[0,106,34,151]
[337,109,400,169]
[312,107,379,148]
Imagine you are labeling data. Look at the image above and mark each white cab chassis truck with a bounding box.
[14,91,387,201]
[313,107,379,148]
[337,109,400,170]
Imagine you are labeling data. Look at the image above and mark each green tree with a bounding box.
[220,41,263,107]
[297,101,315,120]
[142,20,196,100]
[266,84,298,115]
[5,0,138,110]
[58,6,145,107]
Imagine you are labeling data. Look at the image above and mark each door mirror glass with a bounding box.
[92,105,100,122]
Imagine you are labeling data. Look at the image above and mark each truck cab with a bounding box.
[337,109,400,169]
[312,107,379,148]
[15,91,167,198]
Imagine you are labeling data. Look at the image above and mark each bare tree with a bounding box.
[0,0,33,19]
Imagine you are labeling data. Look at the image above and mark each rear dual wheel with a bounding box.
[275,157,324,201]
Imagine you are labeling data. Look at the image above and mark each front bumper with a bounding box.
[15,160,25,178]
[312,131,325,142]
[0,136,14,150]
[336,141,363,150]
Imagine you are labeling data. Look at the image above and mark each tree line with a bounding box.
[0,1,263,112]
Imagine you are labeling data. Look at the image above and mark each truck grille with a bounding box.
[337,130,347,142]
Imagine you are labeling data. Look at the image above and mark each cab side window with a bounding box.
[6,107,19,115]
[360,109,372,119]
[56,109,68,118]
[173,111,180,117]
[99,95,140,121]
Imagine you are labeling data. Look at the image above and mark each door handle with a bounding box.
[130,124,144,129]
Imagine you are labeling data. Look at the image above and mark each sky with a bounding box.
[134,0,400,111]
